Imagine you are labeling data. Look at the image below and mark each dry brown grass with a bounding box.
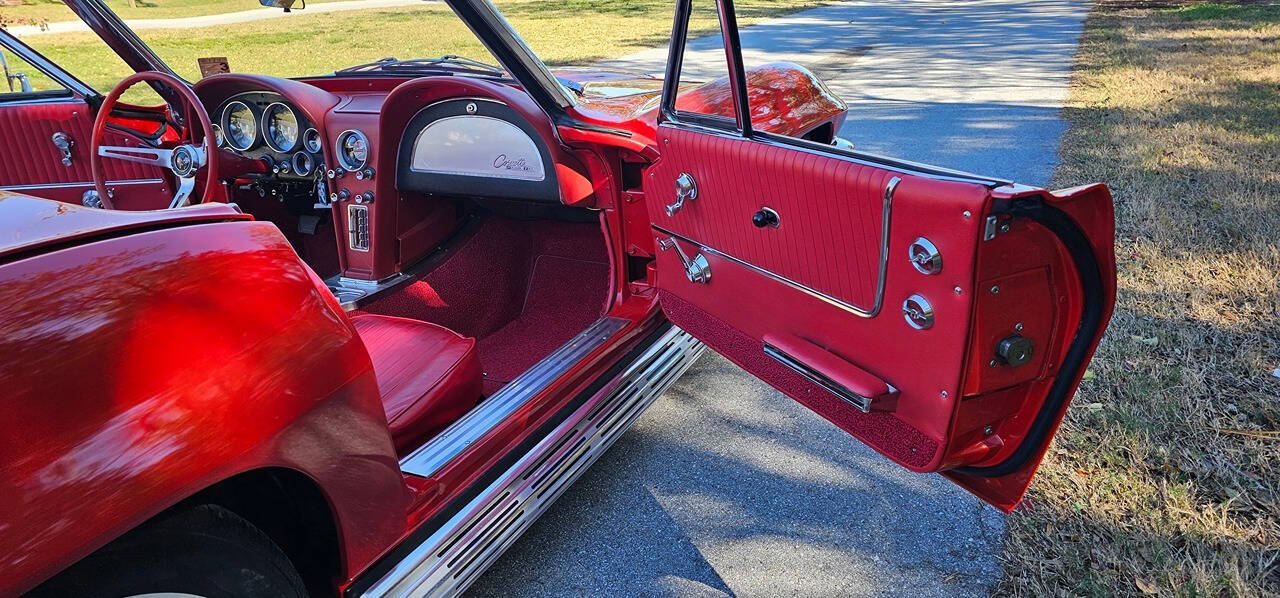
[998,2,1280,596]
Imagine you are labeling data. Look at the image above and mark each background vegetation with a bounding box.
[1001,2,1279,596]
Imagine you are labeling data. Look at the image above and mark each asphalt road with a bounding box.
[468,1,1089,596]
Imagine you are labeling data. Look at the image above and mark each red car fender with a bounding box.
[0,217,407,595]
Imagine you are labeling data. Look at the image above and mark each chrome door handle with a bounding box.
[51,132,74,167]
[657,236,711,284]
[665,172,697,216]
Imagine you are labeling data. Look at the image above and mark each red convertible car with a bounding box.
[0,0,1116,595]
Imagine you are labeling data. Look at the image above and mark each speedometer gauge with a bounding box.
[263,102,300,152]
[222,101,256,151]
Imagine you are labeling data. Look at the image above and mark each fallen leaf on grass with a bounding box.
[1135,577,1159,595]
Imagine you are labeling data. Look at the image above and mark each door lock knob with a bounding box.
[996,334,1034,367]
[752,207,780,228]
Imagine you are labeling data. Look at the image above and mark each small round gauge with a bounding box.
[221,100,256,151]
[262,102,300,153]
[303,128,322,154]
[211,123,225,148]
[292,151,314,177]
[335,129,369,171]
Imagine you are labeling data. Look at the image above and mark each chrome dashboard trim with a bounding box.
[653,175,899,318]
[367,325,704,597]
[398,316,630,478]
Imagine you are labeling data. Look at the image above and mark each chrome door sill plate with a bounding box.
[364,326,705,597]
[399,316,629,478]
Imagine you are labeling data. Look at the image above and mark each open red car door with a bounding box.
[646,0,1116,511]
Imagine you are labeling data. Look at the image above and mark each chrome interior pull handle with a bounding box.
[665,172,697,216]
[657,236,711,284]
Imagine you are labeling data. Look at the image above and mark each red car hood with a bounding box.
[0,192,249,262]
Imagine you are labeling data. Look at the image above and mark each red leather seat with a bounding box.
[352,314,482,453]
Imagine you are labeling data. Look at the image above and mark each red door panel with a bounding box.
[645,125,1115,511]
[0,99,171,208]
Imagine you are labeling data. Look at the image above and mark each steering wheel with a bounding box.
[91,71,220,210]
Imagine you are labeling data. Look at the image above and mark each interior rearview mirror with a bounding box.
[259,0,304,11]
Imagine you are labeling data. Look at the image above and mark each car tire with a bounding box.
[29,504,307,598]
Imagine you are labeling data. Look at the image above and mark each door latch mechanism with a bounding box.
[51,132,74,167]
[657,236,711,284]
[665,172,697,216]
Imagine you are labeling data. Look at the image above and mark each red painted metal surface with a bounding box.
[564,62,848,143]
[0,197,407,595]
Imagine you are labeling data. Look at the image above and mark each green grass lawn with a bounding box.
[4,0,831,102]
[1001,2,1280,596]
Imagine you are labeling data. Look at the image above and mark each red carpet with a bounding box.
[364,216,610,394]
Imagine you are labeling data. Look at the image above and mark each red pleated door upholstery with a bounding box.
[645,124,993,473]
[0,99,169,206]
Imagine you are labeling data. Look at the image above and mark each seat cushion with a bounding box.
[352,314,482,452]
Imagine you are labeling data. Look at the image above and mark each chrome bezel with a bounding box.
[303,127,322,153]
[335,129,370,171]
[221,100,257,151]
[261,101,301,153]
[292,151,315,177]
[211,123,225,148]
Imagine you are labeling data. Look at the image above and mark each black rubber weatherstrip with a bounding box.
[955,198,1106,477]
[344,319,673,597]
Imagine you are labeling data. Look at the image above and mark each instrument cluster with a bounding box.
[213,91,323,179]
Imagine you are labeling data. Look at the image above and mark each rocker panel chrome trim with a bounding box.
[398,316,630,478]
[367,326,704,597]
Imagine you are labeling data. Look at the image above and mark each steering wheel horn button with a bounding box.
[168,144,205,178]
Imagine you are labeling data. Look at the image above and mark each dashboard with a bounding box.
[194,73,592,286]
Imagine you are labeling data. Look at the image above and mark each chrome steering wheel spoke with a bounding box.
[170,176,196,209]
[97,145,173,168]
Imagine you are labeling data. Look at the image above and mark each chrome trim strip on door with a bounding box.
[366,326,705,597]
[653,175,900,318]
[0,178,164,191]
[399,316,630,478]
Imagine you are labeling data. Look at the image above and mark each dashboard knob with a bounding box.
[362,168,375,180]
[326,169,336,179]
[337,189,351,202]
[359,191,375,204]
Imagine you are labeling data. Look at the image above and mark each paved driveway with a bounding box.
[469,1,1089,596]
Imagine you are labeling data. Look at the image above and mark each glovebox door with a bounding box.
[643,124,1116,511]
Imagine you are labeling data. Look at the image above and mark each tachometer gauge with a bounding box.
[211,123,225,148]
[263,102,300,152]
[303,128,322,154]
[335,129,369,171]
[222,101,256,151]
